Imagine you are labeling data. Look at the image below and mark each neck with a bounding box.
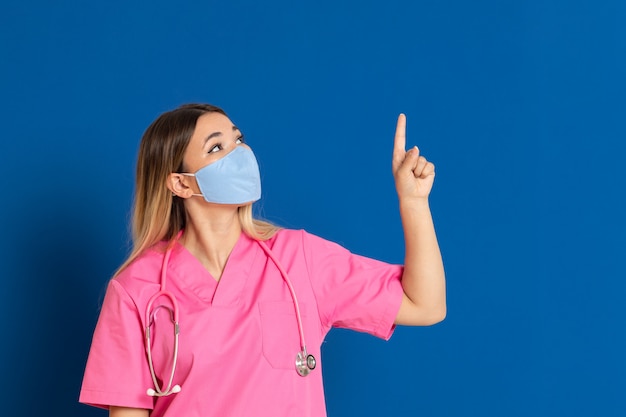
[181,202,242,281]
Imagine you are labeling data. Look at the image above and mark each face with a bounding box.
[181,112,247,174]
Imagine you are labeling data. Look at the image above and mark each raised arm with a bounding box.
[392,114,446,326]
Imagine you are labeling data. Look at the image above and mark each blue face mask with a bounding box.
[181,146,261,204]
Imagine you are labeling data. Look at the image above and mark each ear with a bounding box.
[167,173,196,198]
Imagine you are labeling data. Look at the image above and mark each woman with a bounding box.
[79,103,446,417]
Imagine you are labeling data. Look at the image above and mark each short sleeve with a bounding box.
[302,231,404,340]
[79,280,154,410]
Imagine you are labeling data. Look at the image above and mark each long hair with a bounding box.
[115,103,279,275]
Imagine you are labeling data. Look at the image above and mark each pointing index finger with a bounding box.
[392,114,408,174]
[394,113,406,154]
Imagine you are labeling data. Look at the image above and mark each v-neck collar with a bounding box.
[169,232,260,306]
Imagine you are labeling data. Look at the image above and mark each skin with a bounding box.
[109,112,446,417]
[168,112,248,281]
[110,406,148,417]
[391,114,446,326]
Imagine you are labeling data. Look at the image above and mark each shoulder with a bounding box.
[266,228,306,245]
[265,229,351,264]
[265,228,332,250]
[267,228,339,244]
[112,246,164,294]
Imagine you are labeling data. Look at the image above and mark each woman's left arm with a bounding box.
[392,114,447,326]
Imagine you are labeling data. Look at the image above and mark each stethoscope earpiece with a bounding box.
[147,384,181,397]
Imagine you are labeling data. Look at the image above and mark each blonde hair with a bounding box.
[116,104,279,275]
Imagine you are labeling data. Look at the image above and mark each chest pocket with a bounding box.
[258,301,307,370]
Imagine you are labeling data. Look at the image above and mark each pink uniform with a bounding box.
[80,229,404,417]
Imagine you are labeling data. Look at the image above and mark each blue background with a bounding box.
[1,1,625,416]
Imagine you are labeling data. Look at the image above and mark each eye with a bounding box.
[208,144,223,153]
[236,135,245,144]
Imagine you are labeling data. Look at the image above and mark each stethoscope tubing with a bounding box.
[145,240,181,397]
[144,233,314,396]
[256,240,308,352]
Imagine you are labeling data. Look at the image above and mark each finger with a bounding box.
[392,114,407,171]
[413,155,428,177]
[419,161,436,179]
[423,161,436,177]
[394,114,406,152]
[397,146,419,177]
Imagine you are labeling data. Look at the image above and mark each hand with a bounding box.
[392,114,435,201]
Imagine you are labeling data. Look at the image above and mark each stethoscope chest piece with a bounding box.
[296,350,316,377]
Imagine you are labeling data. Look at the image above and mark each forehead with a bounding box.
[190,112,235,141]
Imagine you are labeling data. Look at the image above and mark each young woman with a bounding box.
[79,103,446,417]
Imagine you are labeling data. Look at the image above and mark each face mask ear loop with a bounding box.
[177,173,203,198]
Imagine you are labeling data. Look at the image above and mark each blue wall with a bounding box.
[1,1,625,416]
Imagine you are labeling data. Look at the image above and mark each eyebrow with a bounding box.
[202,125,240,147]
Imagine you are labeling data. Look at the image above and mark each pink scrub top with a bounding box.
[79,229,404,417]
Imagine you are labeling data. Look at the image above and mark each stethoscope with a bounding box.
[144,234,317,397]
